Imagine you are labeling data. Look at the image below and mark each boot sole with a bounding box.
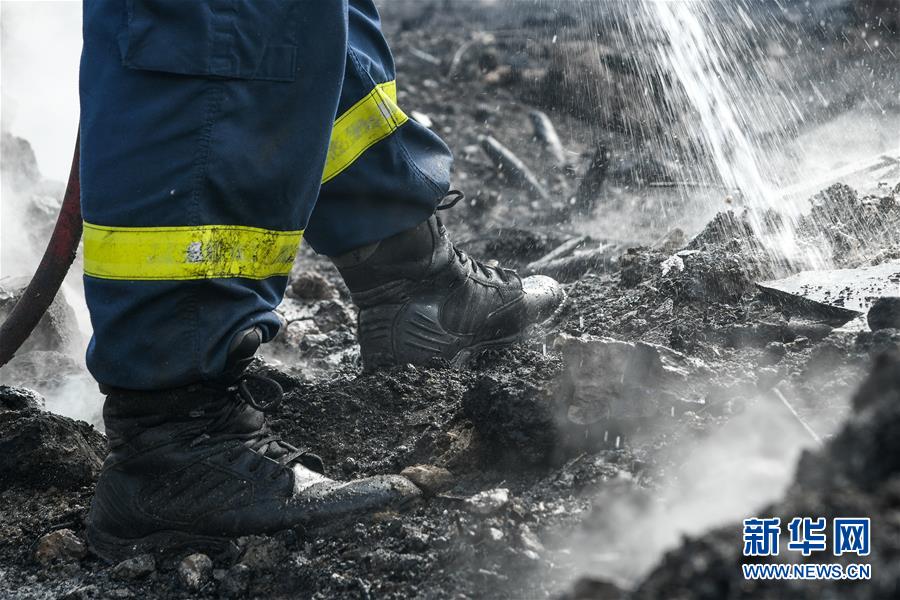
[449,287,570,367]
[86,492,422,562]
[87,524,231,563]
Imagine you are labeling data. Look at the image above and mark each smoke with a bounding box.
[1,1,81,180]
[559,396,837,588]
[1,1,101,427]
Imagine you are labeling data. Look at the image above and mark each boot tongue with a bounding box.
[202,374,283,436]
[213,386,326,474]
[214,400,267,435]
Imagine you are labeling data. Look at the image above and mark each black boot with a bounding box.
[86,331,419,561]
[333,192,566,369]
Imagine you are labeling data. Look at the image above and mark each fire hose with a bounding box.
[0,134,82,368]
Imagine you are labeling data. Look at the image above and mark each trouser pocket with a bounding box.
[118,0,299,81]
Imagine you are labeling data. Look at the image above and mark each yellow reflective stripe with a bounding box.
[321,80,408,184]
[83,222,303,281]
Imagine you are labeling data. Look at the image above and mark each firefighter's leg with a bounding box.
[306,0,566,370]
[81,0,419,560]
[80,0,349,390]
[302,0,453,256]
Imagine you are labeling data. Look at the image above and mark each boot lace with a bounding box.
[437,190,514,284]
[190,374,322,478]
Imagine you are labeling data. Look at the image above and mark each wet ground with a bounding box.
[1,1,899,598]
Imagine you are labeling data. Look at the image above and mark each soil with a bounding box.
[1,1,899,599]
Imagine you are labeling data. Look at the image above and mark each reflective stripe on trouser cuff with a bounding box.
[83,223,303,280]
[321,80,409,184]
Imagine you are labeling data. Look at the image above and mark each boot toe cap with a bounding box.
[368,474,423,504]
[294,471,422,520]
[521,275,566,325]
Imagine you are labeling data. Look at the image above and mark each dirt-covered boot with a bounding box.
[86,331,420,561]
[333,191,566,369]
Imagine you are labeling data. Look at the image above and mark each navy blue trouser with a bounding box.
[80,0,452,390]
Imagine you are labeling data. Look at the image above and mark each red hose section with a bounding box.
[0,133,82,368]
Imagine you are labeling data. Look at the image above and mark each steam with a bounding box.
[1,1,81,180]
[1,2,101,427]
[560,398,832,587]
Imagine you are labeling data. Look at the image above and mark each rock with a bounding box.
[687,209,755,249]
[362,548,423,571]
[554,333,705,423]
[312,300,356,333]
[619,247,663,288]
[465,488,509,514]
[801,182,900,267]
[724,320,791,348]
[58,584,98,600]
[0,388,106,489]
[111,554,156,580]
[0,276,79,354]
[402,526,431,552]
[786,336,811,351]
[219,563,251,598]
[279,318,320,349]
[761,341,786,364]
[34,529,87,564]
[298,332,330,352]
[238,536,288,571]
[518,525,545,554]
[664,250,759,304]
[463,369,571,465]
[0,385,44,411]
[786,320,833,343]
[867,297,900,331]
[521,549,541,562]
[400,464,454,495]
[659,254,684,277]
[290,271,337,300]
[178,553,213,591]
[458,359,572,465]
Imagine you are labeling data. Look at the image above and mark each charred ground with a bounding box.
[2,1,899,599]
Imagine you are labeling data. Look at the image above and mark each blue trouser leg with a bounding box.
[80,0,451,390]
[303,0,452,256]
